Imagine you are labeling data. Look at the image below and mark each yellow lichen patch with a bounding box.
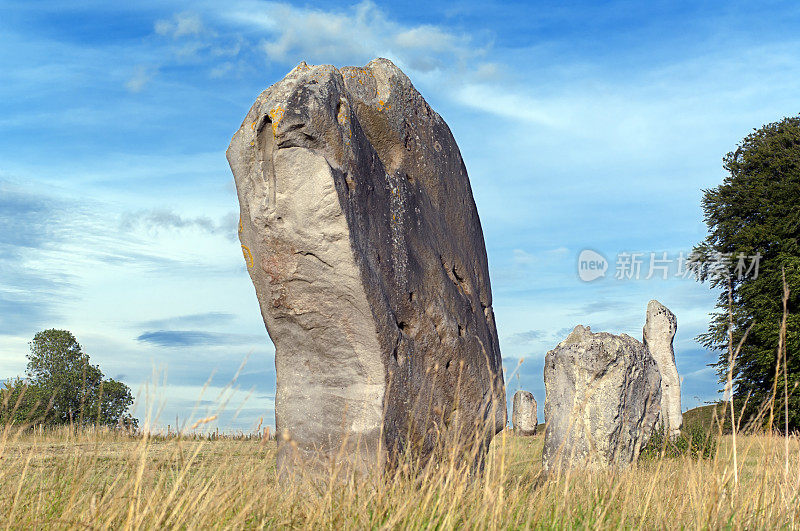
[268,107,285,135]
[337,107,348,126]
[337,101,352,146]
[344,67,374,83]
[241,245,254,269]
[238,219,243,234]
[250,120,257,131]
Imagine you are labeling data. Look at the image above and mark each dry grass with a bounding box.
[0,424,798,529]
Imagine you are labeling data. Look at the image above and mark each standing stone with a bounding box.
[512,390,537,436]
[643,300,682,438]
[542,325,661,472]
[227,59,506,476]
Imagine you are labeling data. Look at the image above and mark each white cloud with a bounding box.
[455,43,800,151]
[120,208,238,241]
[686,366,716,378]
[545,247,570,257]
[145,2,498,90]
[221,0,482,75]
[456,84,565,127]
[155,12,204,39]
[209,62,235,79]
[512,249,535,266]
[473,62,502,82]
[393,25,460,52]
[125,65,155,93]
[152,12,218,62]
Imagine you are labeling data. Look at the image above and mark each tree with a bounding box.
[27,329,103,424]
[1,329,137,428]
[691,115,800,431]
[0,377,45,424]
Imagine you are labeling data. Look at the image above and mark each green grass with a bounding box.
[683,404,723,432]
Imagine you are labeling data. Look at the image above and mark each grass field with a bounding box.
[1,422,798,529]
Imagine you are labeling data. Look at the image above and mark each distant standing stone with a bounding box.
[227,58,506,476]
[643,300,682,438]
[542,325,661,472]
[512,390,538,436]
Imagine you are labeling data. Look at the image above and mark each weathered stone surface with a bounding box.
[227,59,506,475]
[542,325,661,472]
[643,300,682,438]
[512,390,537,436]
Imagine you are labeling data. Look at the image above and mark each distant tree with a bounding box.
[691,115,800,431]
[26,329,103,424]
[1,329,137,428]
[90,378,138,428]
[0,377,45,424]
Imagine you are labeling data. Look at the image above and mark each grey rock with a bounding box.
[512,390,537,436]
[542,325,661,472]
[643,300,682,438]
[226,59,506,476]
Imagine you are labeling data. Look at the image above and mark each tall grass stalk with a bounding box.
[780,269,790,479]
[726,276,739,487]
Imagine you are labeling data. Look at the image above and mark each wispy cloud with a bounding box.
[456,43,800,169]
[211,0,489,77]
[0,296,57,338]
[138,312,236,330]
[574,300,628,315]
[0,181,62,249]
[0,182,75,335]
[504,326,577,350]
[508,330,544,344]
[122,1,496,92]
[155,12,205,39]
[136,330,264,348]
[120,209,238,240]
[125,65,156,93]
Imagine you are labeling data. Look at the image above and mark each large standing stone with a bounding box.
[643,300,682,438]
[512,390,537,436]
[542,325,661,472]
[227,59,506,475]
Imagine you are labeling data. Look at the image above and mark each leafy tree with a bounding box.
[90,378,138,428]
[26,329,103,424]
[1,329,137,428]
[0,377,45,424]
[691,115,800,431]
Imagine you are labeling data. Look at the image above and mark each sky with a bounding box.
[2,0,799,432]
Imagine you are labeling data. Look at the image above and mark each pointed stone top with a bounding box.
[646,300,677,333]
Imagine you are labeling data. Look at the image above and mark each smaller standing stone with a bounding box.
[643,300,682,438]
[543,325,661,472]
[512,390,538,436]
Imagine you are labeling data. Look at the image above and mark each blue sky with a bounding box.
[2,0,799,432]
